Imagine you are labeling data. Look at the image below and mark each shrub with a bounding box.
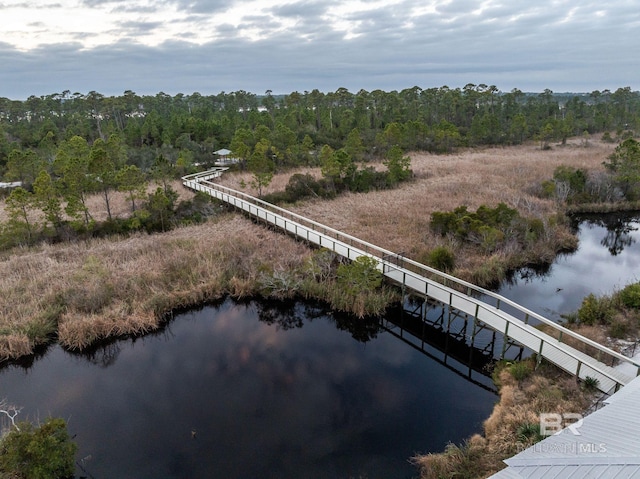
[509,360,533,381]
[337,256,382,295]
[540,180,556,198]
[525,218,545,242]
[577,293,613,325]
[0,418,77,479]
[582,376,600,391]
[516,422,544,445]
[608,319,630,339]
[283,173,321,201]
[430,208,463,236]
[427,246,456,273]
[261,190,292,204]
[553,166,587,196]
[476,203,518,228]
[619,283,640,310]
[349,167,389,192]
[475,225,505,253]
[174,192,218,224]
[430,203,520,248]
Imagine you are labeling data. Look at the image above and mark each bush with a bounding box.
[349,167,389,192]
[509,360,534,381]
[0,418,77,479]
[283,173,320,201]
[577,293,613,325]
[525,218,545,242]
[608,319,630,339]
[430,203,520,247]
[540,180,556,198]
[174,192,218,224]
[619,283,640,310]
[582,376,600,391]
[427,246,456,272]
[516,422,544,445]
[337,256,382,295]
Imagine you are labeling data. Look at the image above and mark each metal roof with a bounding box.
[489,375,640,479]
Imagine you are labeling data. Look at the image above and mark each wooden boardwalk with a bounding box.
[183,169,640,394]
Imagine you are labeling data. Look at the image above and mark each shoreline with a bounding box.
[0,204,577,363]
[0,140,627,361]
[412,358,598,478]
[1,141,636,479]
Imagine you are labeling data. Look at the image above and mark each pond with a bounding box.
[0,300,496,479]
[497,212,640,321]
[2,212,640,478]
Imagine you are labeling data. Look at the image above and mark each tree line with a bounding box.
[0,85,638,248]
[1,86,638,168]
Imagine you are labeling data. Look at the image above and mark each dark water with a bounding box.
[0,301,495,479]
[4,213,639,478]
[497,213,640,321]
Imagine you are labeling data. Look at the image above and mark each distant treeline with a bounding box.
[0,85,639,248]
[1,86,639,174]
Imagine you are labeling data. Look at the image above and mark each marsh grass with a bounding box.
[413,360,594,479]
[0,214,317,358]
[0,210,398,358]
[228,139,614,286]
[0,139,620,360]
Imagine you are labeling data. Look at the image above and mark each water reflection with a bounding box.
[0,300,495,479]
[498,212,640,320]
[573,212,640,256]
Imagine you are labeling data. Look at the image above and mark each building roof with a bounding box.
[214,148,232,156]
[489,375,640,479]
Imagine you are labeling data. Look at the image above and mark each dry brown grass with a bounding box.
[412,360,594,479]
[219,139,615,281]
[0,214,314,359]
[0,138,618,360]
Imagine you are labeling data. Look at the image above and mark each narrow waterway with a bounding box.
[497,213,640,321]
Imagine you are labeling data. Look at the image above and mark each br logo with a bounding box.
[539,413,583,436]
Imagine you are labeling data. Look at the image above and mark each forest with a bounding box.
[1,85,639,248]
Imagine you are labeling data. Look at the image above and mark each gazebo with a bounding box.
[213,148,238,166]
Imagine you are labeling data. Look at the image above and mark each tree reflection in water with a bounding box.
[574,212,640,256]
[254,299,381,342]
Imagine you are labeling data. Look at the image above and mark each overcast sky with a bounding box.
[1,0,638,100]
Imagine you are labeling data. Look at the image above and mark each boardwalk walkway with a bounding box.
[183,169,640,394]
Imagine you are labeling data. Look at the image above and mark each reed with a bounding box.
[0,214,315,359]
[412,360,593,479]
[245,140,615,285]
[0,138,620,360]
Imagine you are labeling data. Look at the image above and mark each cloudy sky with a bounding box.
[1,0,638,99]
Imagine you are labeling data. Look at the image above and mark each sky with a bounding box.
[1,0,639,100]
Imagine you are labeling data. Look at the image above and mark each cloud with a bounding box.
[0,0,638,99]
[178,0,234,14]
[116,20,164,32]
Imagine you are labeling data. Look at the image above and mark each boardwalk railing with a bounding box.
[183,169,640,393]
